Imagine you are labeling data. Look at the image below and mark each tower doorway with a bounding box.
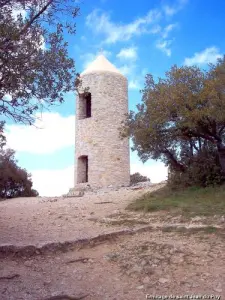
[77,155,88,183]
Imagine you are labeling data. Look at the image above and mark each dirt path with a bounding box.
[0,229,224,300]
[0,184,224,299]
[0,184,165,246]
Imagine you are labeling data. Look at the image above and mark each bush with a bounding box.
[0,148,39,199]
[130,172,150,185]
[168,149,225,189]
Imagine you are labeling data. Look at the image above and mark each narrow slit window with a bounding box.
[86,93,91,118]
[78,93,92,119]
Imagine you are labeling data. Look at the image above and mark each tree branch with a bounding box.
[19,0,54,36]
[162,148,185,172]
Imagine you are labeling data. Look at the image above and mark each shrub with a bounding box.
[130,172,150,185]
[0,148,39,199]
[168,148,225,189]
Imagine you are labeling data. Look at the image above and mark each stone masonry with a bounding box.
[72,55,130,193]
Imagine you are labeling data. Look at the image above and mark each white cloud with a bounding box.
[3,94,12,101]
[117,47,138,61]
[39,35,46,50]
[163,0,188,16]
[131,162,168,183]
[150,25,161,34]
[184,47,223,66]
[118,64,136,76]
[141,68,148,77]
[86,9,161,44]
[12,7,27,19]
[163,6,177,16]
[81,53,96,69]
[155,24,177,55]
[31,161,168,196]
[162,23,177,38]
[156,40,172,56]
[5,112,75,154]
[31,165,74,196]
[129,80,141,90]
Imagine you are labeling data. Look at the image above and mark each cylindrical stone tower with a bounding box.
[74,54,130,190]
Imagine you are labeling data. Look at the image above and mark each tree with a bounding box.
[130,172,150,185]
[0,121,6,149]
[0,0,80,124]
[0,147,39,199]
[121,57,225,185]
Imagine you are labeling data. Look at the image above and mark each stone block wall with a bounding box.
[75,71,130,188]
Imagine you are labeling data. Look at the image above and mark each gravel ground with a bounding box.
[0,229,224,300]
[0,184,165,246]
[0,183,224,299]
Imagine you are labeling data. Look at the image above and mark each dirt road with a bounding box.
[0,184,224,299]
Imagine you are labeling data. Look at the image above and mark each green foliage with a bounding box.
[127,185,225,217]
[130,172,150,185]
[168,144,225,188]
[0,147,38,199]
[0,0,80,124]
[121,57,225,187]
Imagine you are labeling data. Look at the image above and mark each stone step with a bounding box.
[64,190,84,197]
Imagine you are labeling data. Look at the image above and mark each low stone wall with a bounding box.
[65,181,167,197]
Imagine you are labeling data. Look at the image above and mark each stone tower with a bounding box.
[73,54,130,191]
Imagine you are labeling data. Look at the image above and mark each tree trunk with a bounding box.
[218,148,225,175]
[217,142,225,175]
[163,149,185,172]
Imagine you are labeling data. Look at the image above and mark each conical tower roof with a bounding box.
[81,54,124,77]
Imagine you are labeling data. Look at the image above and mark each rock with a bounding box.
[130,186,143,190]
[169,248,177,254]
[219,216,225,223]
[158,277,170,284]
[136,285,144,290]
[65,188,85,197]
[140,259,148,266]
[50,198,57,202]
[24,260,33,267]
[171,255,184,264]
[68,190,84,197]
[132,264,143,273]
[143,276,150,284]
[104,253,120,261]
[191,216,203,222]
[214,283,222,293]
[154,254,164,260]
[152,259,160,265]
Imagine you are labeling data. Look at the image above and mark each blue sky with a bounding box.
[5,0,225,196]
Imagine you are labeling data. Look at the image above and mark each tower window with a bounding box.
[86,93,91,118]
[78,93,91,119]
